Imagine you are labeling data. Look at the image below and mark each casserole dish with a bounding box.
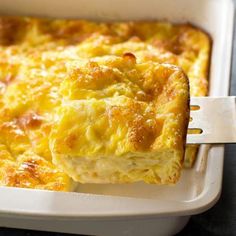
[0,0,234,235]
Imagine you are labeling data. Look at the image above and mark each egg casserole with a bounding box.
[0,17,210,189]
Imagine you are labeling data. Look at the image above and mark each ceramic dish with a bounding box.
[0,0,234,235]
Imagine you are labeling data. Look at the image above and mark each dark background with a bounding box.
[0,3,235,236]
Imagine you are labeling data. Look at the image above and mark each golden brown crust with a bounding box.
[0,148,71,191]
[0,17,27,45]
[0,122,71,191]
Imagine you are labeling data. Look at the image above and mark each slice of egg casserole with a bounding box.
[50,56,189,184]
[0,16,210,189]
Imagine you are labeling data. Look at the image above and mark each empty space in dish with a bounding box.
[77,169,206,200]
[0,0,233,216]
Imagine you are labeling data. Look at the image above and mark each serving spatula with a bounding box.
[187,97,236,144]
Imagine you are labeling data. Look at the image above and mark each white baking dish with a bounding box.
[0,0,234,235]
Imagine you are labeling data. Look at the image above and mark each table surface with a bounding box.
[1,5,236,236]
